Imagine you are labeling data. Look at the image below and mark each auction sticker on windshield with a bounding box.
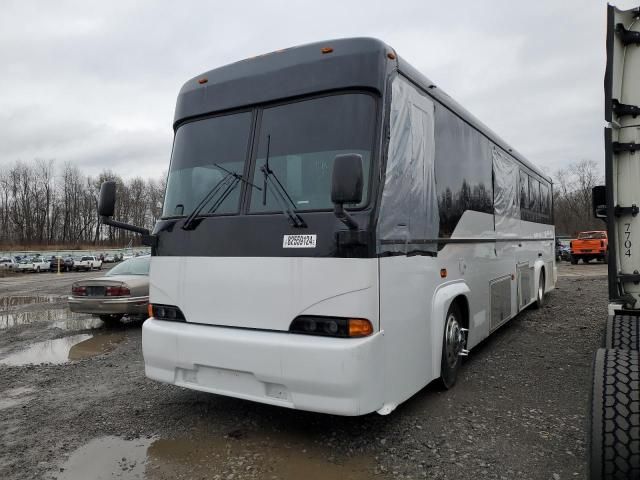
[282,234,317,248]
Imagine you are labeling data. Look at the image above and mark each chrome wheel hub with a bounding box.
[444,314,464,367]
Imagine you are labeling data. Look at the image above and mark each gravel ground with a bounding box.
[0,263,607,479]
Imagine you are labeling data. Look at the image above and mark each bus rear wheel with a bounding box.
[439,303,464,389]
[534,270,545,309]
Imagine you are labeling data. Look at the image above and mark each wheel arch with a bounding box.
[533,259,546,291]
[430,281,471,380]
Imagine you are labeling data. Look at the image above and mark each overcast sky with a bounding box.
[1,0,635,179]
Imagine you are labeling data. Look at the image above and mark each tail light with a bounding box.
[289,316,373,338]
[72,285,86,296]
[149,304,186,322]
[105,286,130,297]
[601,240,605,248]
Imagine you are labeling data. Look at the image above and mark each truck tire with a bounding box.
[605,315,640,350]
[571,255,578,265]
[589,348,640,480]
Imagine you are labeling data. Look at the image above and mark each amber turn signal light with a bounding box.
[348,318,373,337]
[148,303,153,318]
[321,47,333,54]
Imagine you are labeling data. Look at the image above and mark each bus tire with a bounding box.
[589,348,640,479]
[439,303,464,389]
[534,270,545,309]
[605,315,640,350]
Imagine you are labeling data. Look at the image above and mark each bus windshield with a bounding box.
[163,111,253,218]
[249,93,376,212]
[162,93,377,218]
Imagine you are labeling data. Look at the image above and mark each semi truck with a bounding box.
[589,4,640,479]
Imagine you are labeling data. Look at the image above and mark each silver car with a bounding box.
[68,256,150,325]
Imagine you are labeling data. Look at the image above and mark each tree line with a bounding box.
[0,160,165,248]
[0,157,602,248]
[552,159,605,237]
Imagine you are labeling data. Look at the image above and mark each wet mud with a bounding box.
[0,332,124,366]
[56,430,378,480]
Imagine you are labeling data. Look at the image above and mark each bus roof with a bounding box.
[174,37,392,126]
[174,37,550,184]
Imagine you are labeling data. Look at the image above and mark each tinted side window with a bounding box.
[540,182,550,216]
[528,177,540,211]
[519,170,529,208]
[434,105,493,238]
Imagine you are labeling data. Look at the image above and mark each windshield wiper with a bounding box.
[181,164,261,231]
[181,171,235,230]
[261,135,307,228]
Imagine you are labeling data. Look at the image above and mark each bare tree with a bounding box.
[553,160,605,236]
[0,160,165,248]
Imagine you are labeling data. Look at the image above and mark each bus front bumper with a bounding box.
[142,318,384,416]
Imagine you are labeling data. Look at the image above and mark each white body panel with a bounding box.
[144,213,554,416]
[150,257,379,332]
[609,7,640,304]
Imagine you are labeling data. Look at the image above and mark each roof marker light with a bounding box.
[321,47,333,54]
[198,78,208,84]
[387,52,396,60]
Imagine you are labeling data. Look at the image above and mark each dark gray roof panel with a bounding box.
[174,37,393,126]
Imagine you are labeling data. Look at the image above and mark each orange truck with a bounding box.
[569,230,608,264]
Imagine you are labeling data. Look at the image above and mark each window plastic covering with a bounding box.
[492,147,519,232]
[378,76,439,254]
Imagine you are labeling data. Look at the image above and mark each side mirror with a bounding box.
[331,154,363,230]
[98,181,116,217]
[592,185,607,219]
[332,154,363,205]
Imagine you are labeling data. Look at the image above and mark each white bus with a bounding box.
[99,37,555,416]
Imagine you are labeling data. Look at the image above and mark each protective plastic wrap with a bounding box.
[378,76,439,254]
[492,147,519,232]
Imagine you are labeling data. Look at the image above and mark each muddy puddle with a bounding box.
[0,308,97,330]
[56,431,379,480]
[0,295,66,309]
[0,332,124,366]
[51,316,104,331]
[0,295,92,330]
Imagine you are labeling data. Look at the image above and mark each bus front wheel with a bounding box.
[439,303,464,389]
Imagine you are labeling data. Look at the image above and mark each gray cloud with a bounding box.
[1,0,633,178]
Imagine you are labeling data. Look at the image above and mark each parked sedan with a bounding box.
[68,256,150,325]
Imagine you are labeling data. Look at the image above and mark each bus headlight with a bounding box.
[149,304,186,322]
[289,316,373,338]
